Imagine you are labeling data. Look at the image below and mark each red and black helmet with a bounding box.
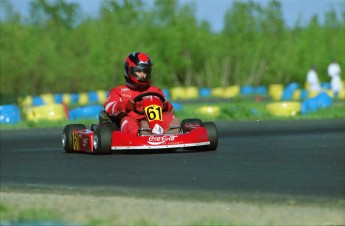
[124,52,153,88]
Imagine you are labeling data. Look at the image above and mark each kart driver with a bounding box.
[100,52,180,134]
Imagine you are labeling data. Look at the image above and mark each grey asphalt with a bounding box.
[1,119,344,199]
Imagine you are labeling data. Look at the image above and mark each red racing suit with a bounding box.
[104,84,175,134]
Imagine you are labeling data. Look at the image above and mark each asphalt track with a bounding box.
[1,119,345,199]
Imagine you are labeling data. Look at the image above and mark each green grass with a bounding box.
[0,203,61,225]
[0,199,234,226]
[175,99,345,121]
[1,190,344,226]
[1,99,344,129]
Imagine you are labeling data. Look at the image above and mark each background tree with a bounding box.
[0,0,344,103]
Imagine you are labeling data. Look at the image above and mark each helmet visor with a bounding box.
[130,66,151,82]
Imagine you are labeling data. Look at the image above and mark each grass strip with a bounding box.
[1,190,344,226]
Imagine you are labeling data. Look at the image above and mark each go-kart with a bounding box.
[62,92,218,154]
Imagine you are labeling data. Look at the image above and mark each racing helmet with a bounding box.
[124,52,153,88]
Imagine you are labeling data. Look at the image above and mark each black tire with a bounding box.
[203,122,218,151]
[181,118,202,133]
[93,124,113,154]
[62,124,87,153]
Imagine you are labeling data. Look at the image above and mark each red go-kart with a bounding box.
[62,92,218,154]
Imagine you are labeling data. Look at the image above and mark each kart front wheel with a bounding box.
[203,122,218,151]
[62,124,87,153]
[93,124,113,154]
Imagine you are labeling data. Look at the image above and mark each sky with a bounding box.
[6,0,345,32]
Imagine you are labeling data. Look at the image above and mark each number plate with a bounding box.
[144,104,162,122]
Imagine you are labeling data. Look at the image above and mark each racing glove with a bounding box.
[162,101,169,112]
[125,100,136,112]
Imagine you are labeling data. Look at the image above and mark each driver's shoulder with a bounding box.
[112,85,130,92]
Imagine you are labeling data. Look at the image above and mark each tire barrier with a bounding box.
[62,93,79,105]
[76,91,110,105]
[211,86,241,98]
[26,104,68,122]
[40,93,56,105]
[21,93,65,107]
[295,89,309,100]
[0,105,21,125]
[292,89,302,100]
[4,83,342,125]
[77,92,89,105]
[170,87,186,100]
[97,90,108,104]
[211,87,225,98]
[255,86,268,95]
[75,91,107,105]
[269,84,284,100]
[69,105,103,121]
[199,87,211,98]
[309,91,321,98]
[212,85,268,98]
[281,83,299,100]
[170,86,199,100]
[321,82,331,90]
[240,85,256,96]
[53,93,63,104]
[88,91,99,103]
[223,86,241,98]
[301,92,333,114]
[19,91,109,107]
[266,101,301,117]
[199,88,212,98]
[32,96,45,106]
[15,83,344,111]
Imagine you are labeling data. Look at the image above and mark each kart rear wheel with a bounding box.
[93,124,113,154]
[203,122,218,151]
[62,124,87,153]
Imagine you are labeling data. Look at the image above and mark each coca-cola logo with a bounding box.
[147,135,178,145]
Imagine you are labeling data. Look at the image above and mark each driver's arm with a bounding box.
[155,88,174,112]
[104,88,133,117]
[163,101,174,112]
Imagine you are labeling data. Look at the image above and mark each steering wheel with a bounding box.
[133,92,166,103]
[132,92,166,115]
